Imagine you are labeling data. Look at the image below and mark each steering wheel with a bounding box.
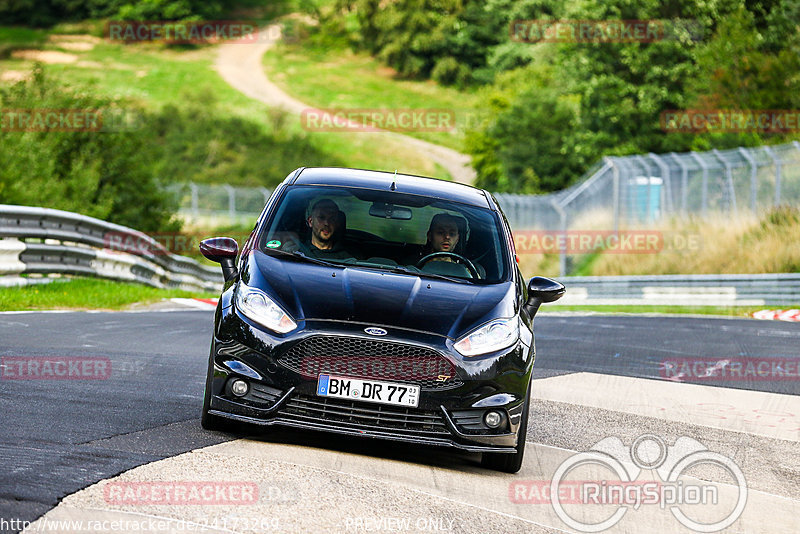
[416,252,480,278]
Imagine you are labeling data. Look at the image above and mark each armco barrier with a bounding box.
[2,205,796,304]
[0,205,221,292]
[560,273,800,306]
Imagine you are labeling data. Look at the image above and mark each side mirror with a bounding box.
[523,276,565,318]
[200,237,239,282]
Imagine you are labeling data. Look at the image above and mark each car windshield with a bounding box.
[257,185,510,283]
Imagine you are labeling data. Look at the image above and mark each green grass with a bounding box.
[543,304,790,317]
[0,277,215,311]
[0,28,443,180]
[0,26,47,57]
[262,40,481,151]
[0,26,47,44]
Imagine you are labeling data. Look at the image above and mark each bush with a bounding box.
[0,67,344,232]
[0,67,181,232]
[0,0,278,27]
[431,57,470,86]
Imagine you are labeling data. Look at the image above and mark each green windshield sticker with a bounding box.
[266,240,281,248]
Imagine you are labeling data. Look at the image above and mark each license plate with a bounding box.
[316,374,419,408]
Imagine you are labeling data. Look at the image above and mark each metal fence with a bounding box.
[495,141,800,228]
[170,142,800,274]
[168,183,272,225]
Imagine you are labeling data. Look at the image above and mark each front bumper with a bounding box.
[207,304,534,453]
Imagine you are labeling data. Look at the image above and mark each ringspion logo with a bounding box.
[547,434,747,532]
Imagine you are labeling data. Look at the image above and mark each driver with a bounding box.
[425,213,462,260]
[420,213,463,262]
[305,199,357,260]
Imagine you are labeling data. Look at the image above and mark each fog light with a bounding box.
[484,410,503,429]
[231,379,249,397]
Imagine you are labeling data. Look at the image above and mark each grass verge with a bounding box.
[262,39,481,151]
[0,26,442,180]
[0,26,47,57]
[518,206,800,278]
[0,277,215,311]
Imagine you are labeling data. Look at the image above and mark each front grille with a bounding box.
[282,394,449,436]
[277,335,462,390]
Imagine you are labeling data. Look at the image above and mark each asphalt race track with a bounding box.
[1,310,798,533]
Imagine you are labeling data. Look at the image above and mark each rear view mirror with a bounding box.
[523,276,565,318]
[200,237,239,282]
[369,202,412,220]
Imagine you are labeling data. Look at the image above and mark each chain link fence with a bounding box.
[495,142,800,274]
[168,183,273,226]
[171,142,800,273]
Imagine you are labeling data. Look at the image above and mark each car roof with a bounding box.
[290,167,491,208]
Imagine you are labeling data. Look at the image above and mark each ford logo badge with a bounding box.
[364,327,387,336]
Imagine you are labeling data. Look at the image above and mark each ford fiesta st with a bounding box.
[199,167,564,473]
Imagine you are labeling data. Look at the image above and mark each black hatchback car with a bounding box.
[199,167,564,472]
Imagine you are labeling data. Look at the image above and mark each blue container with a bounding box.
[628,176,662,222]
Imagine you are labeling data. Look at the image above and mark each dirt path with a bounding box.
[214,24,476,185]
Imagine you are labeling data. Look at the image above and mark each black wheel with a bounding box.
[200,347,235,432]
[481,383,530,473]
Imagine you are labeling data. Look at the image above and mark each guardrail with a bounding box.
[2,205,795,305]
[560,273,800,306]
[0,205,221,292]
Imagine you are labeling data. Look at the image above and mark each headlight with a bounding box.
[235,283,297,334]
[453,318,519,357]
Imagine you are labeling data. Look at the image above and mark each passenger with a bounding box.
[304,199,356,260]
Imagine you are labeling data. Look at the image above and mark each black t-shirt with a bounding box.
[307,241,357,261]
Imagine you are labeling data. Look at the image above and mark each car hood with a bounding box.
[243,251,516,339]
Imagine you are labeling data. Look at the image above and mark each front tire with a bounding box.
[481,384,530,473]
